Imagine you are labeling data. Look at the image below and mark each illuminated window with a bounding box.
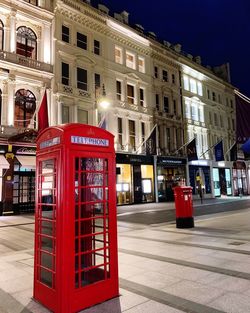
[138,56,145,73]
[197,82,203,96]
[127,84,135,104]
[115,46,123,64]
[190,79,197,94]
[185,100,191,119]
[199,106,204,122]
[183,75,189,90]
[16,26,37,59]
[191,104,198,121]
[126,51,136,69]
[14,89,36,128]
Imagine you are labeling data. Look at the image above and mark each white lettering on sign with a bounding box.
[71,136,109,147]
[40,137,60,149]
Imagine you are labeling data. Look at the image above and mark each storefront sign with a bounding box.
[40,137,60,149]
[71,136,109,147]
[16,147,36,155]
[157,157,187,166]
[116,153,153,164]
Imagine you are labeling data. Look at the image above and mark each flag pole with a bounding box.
[199,139,222,159]
[174,137,196,155]
[225,141,236,156]
[136,124,157,154]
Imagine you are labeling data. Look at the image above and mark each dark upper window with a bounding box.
[162,70,168,82]
[24,0,38,5]
[62,62,69,85]
[77,67,87,90]
[14,89,36,128]
[0,20,4,50]
[16,26,37,59]
[77,32,87,50]
[94,40,100,55]
[172,74,175,84]
[163,96,169,113]
[62,25,70,43]
[154,66,158,78]
[155,94,159,111]
[212,92,216,102]
[95,73,101,89]
[139,88,144,107]
[116,81,122,100]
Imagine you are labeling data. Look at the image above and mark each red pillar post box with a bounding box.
[34,124,119,313]
[173,186,194,228]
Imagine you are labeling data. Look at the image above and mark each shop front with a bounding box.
[188,160,212,198]
[156,156,187,202]
[212,161,232,197]
[116,153,154,205]
[232,161,248,196]
[0,143,36,214]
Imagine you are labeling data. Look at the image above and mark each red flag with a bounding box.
[38,90,49,133]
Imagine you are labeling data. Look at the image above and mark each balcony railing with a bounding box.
[0,50,53,73]
[116,100,149,114]
[58,84,91,99]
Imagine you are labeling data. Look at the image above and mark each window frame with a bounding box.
[77,67,88,91]
[115,46,123,64]
[126,51,136,70]
[77,32,87,50]
[62,25,70,43]
[61,62,69,86]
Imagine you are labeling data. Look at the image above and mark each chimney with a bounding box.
[187,54,193,60]
[114,13,123,23]
[148,31,156,40]
[98,4,109,15]
[163,40,171,47]
[174,44,182,53]
[194,56,201,64]
[120,10,129,24]
[135,24,144,33]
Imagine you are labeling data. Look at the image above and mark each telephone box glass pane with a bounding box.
[74,157,110,288]
[37,158,56,289]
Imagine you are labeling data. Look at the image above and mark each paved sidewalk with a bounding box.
[0,208,250,312]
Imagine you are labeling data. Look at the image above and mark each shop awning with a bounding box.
[0,155,9,169]
[16,155,36,170]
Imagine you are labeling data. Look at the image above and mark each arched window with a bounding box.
[15,89,36,128]
[0,20,4,50]
[16,26,37,59]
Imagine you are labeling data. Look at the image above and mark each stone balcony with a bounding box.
[0,50,53,73]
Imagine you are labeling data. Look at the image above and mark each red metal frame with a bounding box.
[34,124,119,313]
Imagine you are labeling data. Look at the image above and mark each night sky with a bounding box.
[93,0,250,97]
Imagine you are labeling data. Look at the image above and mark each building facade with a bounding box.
[0,0,244,213]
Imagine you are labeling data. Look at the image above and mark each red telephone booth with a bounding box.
[34,124,119,313]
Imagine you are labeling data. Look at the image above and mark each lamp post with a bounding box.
[94,84,110,127]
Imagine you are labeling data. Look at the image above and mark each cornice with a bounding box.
[56,6,151,56]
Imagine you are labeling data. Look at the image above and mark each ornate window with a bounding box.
[14,89,36,128]
[0,20,4,50]
[16,27,37,59]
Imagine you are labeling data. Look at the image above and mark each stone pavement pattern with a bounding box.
[0,208,250,312]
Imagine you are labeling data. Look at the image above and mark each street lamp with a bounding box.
[95,84,110,127]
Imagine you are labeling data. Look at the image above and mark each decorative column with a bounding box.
[7,77,15,126]
[9,9,17,53]
[1,80,8,125]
